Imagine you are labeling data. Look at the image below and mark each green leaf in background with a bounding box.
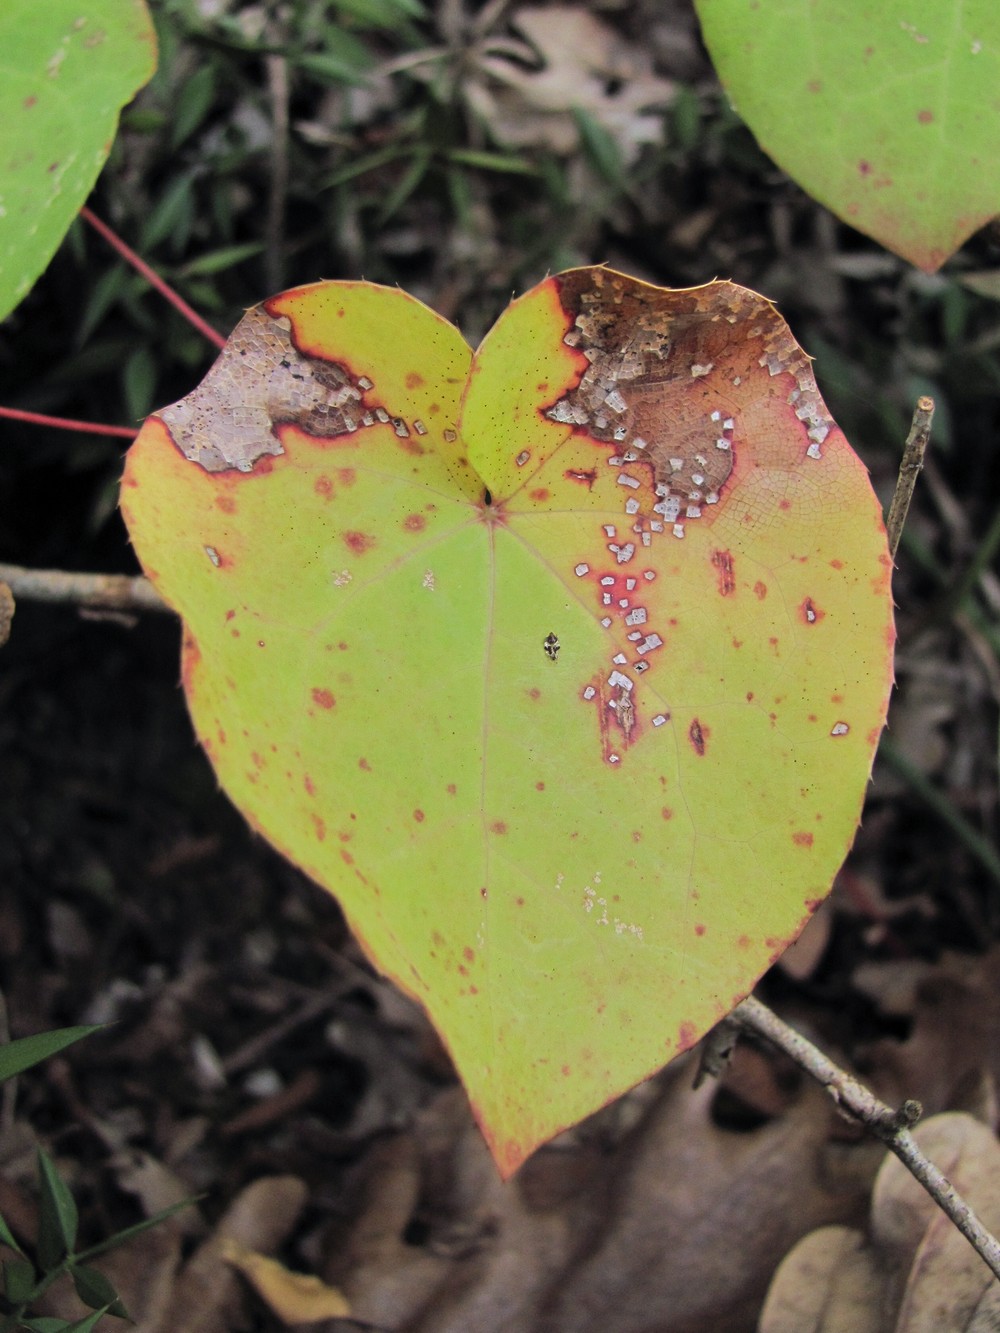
[121,270,894,1175]
[695,0,1000,271]
[0,0,156,321]
[1,1211,24,1253]
[0,1026,100,1084]
[3,1255,37,1302]
[36,1148,79,1270]
[70,1264,127,1318]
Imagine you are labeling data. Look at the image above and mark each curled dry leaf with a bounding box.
[758,1225,883,1333]
[0,581,13,648]
[121,267,894,1175]
[467,6,675,158]
[761,1113,1000,1333]
[221,1238,351,1324]
[327,1056,873,1333]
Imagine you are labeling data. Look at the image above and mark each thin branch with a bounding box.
[0,563,169,615]
[886,396,934,560]
[80,206,227,351]
[733,994,1000,1283]
[0,405,137,440]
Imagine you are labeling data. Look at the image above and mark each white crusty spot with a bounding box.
[831,721,850,736]
[575,562,590,577]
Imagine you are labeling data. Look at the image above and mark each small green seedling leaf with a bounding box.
[70,1265,126,1318]
[121,270,894,1175]
[35,1149,78,1269]
[3,1255,38,1303]
[21,1310,113,1333]
[0,1210,24,1254]
[695,0,1000,271]
[0,0,157,321]
[0,1027,101,1085]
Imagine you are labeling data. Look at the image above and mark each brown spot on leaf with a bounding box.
[413,809,425,822]
[403,513,426,531]
[688,719,708,756]
[315,476,333,498]
[338,467,356,486]
[491,821,508,835]
[529,487,550,501]
[564,468,596,488]
[405,371,424,388]
[215,494,237,512]
[311,688,335,709]
[753,581,767,600]
[661,807,673,820]
[535,781,545,791]
[694,923,706,936]
[312,815,327,841]
[463,946,475,962]
[711,548,736,596]
[917,109,933,123]
[304,775,316,796]
[358,757,371,771]
[344,530,375,554]
[792,831,814,848]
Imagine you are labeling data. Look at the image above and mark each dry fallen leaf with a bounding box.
[469,6,674,158]
[762,1112,1000,1332]
[324,1054,873,1332]
[0,581,13,648]
[758,1225,883,1333]
[222,1237,350,1324]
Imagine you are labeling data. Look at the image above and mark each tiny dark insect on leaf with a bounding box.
[543,632,560,662]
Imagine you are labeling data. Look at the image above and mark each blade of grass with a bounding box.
[0,1027,102,1083]
[878,737,1000,887]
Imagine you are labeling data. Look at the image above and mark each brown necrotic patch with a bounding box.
[544,269,835,519]
[155,305,393,473]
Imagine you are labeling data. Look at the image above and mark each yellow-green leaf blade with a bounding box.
[695,0,1000,271]
[121,270,894,1178]
[0,0,156,320]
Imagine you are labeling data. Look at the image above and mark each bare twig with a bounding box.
[80,207,227,351]
[0,563,169,615]
[733,995,1000,1283]
[885,396,934,560]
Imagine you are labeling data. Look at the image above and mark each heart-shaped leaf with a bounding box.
[0,0,156,321]
[121,270,894,1175]
[695,0,1000,271]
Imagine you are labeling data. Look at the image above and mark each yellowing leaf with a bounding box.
[221,1237,351,1323]
[120,269,894,1176]
[695,0,1000,271]
[0,0,156,320]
